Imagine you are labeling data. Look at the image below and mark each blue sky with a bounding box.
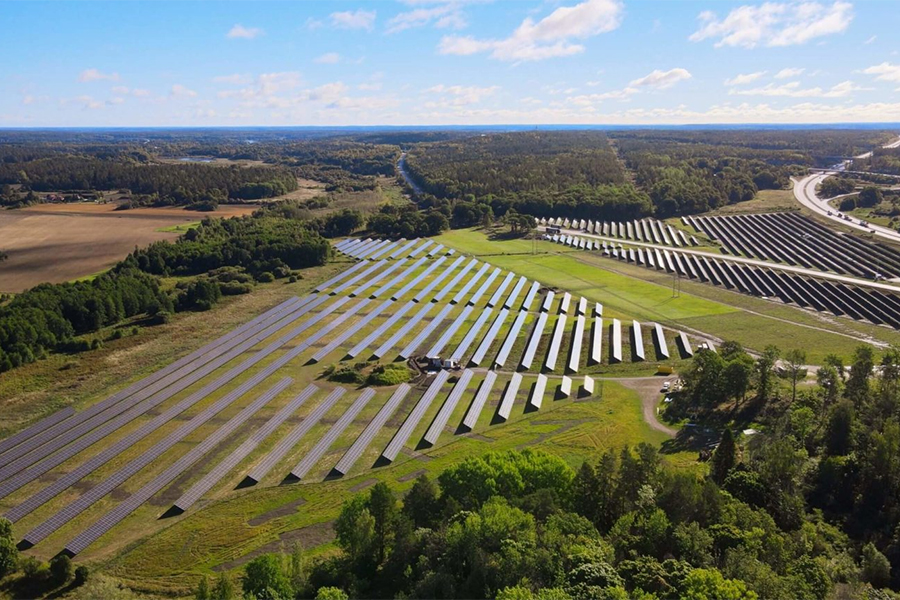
[2,0,900,126]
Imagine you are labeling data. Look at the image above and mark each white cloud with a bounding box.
[387,3,468,34]
[131,88,150,98]
[566,67,691,106]
[314,52,341,64]
[109,86,151,98]
[304,17,325,30]
[690,1,853,48]
[111,86,130,95]
[724,71,766,86]
[865,35,877,44]
[358,82,383,91]
[170,84,197,98]
[862,62,900,83]
[629,68,692,90]
[69,95,104,110]
[330,9,376,31]
[775,67,805,79]
[227,24,263,39]
[424,84,500,106]
[218,72,304,107]
[728,79,868,97]
[439,0,623,62]
[213,74,253,85]
[79,68,120,82]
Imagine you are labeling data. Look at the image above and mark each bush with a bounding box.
[256,272,275,283]
[151,311,171,325]
[366,364,413,386]
[49,554,73,585]
[327,365,365,384]
[219,281,253,296]
[74,565,89,586]
[316,587,349,600]
[90,338,103,350]
[109,328,125,341]
[839,196,857,212]
[288,275,299,283]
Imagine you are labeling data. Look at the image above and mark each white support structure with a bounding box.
[540,291,555,313]
[559,292,572,314]
[654,323,670,359]
[632,320,645,361]
[559,376,572,398]
[611,319,622,363]
[529,375,547,411]
[497,373,522,421]
[544,314,567,372]
[590,316,603,366]
[581,376,595,397]
[576,296,587,316]
[568,315,585,374]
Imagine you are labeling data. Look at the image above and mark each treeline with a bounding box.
[404,131,653,222]
[611,137,802,216]
[0,157,297,206]
[0,210,332,374]
[852,147,900,176]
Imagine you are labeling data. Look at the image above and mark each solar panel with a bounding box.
[520,281,541,312]
[373,301,436,359]
[576,296,587,316]
[393,256,448,301]
[172,381,316,513]
[488,272,515,307]
[432,258,478,302]
[470,308,510,366]
[0,295,315,490]
[290,389,377,481]
[494,310,528,367]
[367,240,400,261]
[568,315,585,373]
[594,302,603,316]
[427,243,445,257]
[654,323,670,359]
[451,262,490,305]
[559,376,572,398]
[399,303,456,359]
[0,407,75,460]
[412,256,464,302]
[16,296,353,534]
[422,369,474,447]
[451,306,494,361]
[347,239,378,258]
[632,320,645,361]
[544,314,567,371]
[333,239,355,251]
[646,249,656,269]
[678,332,693,358]
[243,387,347,486]
[63,376,294,555]
[469,267,500,306]
[426,305,474,358]
[503,276,528,309]
[540,291,555,313]
[381,370,450,463]
[520,312,548,370]
[390,239,418,259]
[372,256,428,299]
[347,300,414,358]
[349,259,407,297]
[559,292,571,314]
[357,240,390,259]
[445,248,456,256]
[611,319,622,363]
[332,260,387,296]
[497,373,522,421]
[528,375,548,411]
[339,238,367,256]
[590,316,603,365]
[462,371,497,432]
[312,298,394,362]
[408,240,434,257]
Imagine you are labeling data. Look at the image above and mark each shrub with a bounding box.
[49,554,73,585]
[74,565,89,586]
[366,364,413,386]
[256,272,275,283]
[327,366,365,384]
[839,196,857,212]
[109,328,125,341]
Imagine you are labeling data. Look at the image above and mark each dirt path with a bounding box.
[615,377,678,437]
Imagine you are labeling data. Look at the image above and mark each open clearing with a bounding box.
[0,204,256,292]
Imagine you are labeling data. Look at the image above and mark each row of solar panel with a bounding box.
[539,216,697,248]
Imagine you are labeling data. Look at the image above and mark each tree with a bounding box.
[242,554,292,600]
[783,349,807,403]
[723,359,753,406]
[0,517,17,578]
[402,474,439,529]
[681,568,758,600]
[846,345,874,407]
[367,482,398,565]
[74,565,90,587]
[211,572,236,600]
[315,587,349,600]
[755,346,780,402]
[195,575,211,600]
[334,494,376,565]
[861,542,891,588]
[49,554,73,585]
[858,186,884,208]
[817,365,842,407]
[710,429,737,485]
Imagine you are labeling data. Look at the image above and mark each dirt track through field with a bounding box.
[0,204,255,292]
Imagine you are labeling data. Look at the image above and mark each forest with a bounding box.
[853,148,900,176]
[198,341,900,600]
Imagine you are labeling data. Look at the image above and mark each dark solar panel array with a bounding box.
[332,260,387,296]
[400,303,456,359]
[311,298,387,362]
[18,295,352,539]
[64,377,293,555]
[413,256,465,302]
[172,383,317,513]
[373,301,436,358]
[469,267,501,305]
[350,259,407,297]
[244,387,346,485]
[347,301,414,358]
[394,256,448,301]
[488,272,515,308]
[433,259,479,302]
[290,388,376,481]
[427,305,474,358]
[331,384,411,477]
[372,256,428,298]
[422,369,474,447]
[452,262,490,305]
[462,371,497,431]
[314,260,369,292]
[0,407,75,459]
[381,370,450,462]
[0,296,316,497]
